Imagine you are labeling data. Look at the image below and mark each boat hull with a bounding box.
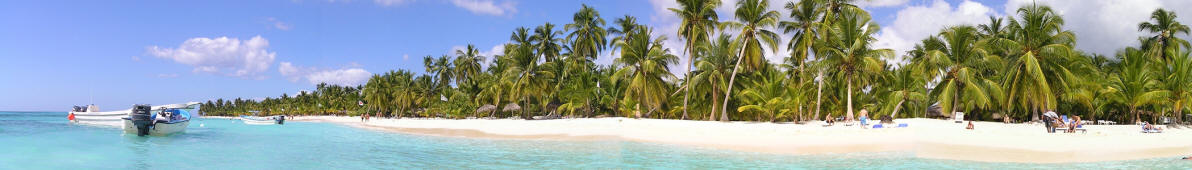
[70,110,130,127]
[240,116,283,125]
[122,119,189,136]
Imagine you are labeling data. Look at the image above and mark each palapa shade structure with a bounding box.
[475,104,497,114]
[502,103,521,112]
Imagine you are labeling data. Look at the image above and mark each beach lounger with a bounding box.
[1073,124,1087,133]
[872,124,883,128]
[898,123,908,128]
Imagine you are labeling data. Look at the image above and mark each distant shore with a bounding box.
[277,116,1192,163]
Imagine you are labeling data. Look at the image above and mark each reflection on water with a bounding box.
[1,111,1191,169]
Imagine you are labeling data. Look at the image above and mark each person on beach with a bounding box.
[1068,116,1082,133]
[966,121,974,130]
[825,114,835,125]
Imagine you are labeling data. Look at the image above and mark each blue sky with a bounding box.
[2,0,1189,111]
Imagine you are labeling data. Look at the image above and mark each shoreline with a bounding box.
[277,116,1192,163]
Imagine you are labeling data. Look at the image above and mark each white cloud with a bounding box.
[266,17,292,30]
[402,54,410,60]
[307,68,372,86]
[279,62,373,86]
[858,0,911,8]
[147,36,277,79]
[1002,0,1192,56]
[873,0,996,64]
[450,0,517,16]
[374,0,412,7]
[131,55,141,61]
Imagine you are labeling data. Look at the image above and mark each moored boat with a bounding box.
[121,104,196,136]
[240,115,285,125]
[69,102,202,128]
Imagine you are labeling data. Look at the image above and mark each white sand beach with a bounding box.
[288,116,1192,163]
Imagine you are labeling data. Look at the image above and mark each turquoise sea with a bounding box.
[2,111,1190,169]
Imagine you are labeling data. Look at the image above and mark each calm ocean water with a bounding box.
[1,111,1189,169]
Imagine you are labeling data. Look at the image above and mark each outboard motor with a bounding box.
[128,104,154,136]
[277,115,285,125]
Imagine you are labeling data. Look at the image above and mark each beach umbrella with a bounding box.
[475,104,497,114]
[502,103,521,112]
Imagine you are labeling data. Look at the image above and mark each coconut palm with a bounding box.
[879,66,927,119]
[613,25,678,118]
[533,23,565,62]
[455,44,484,95]
[780,0,822,76]
[1164,49,1192,123]
[565,4,608,62]
[996,4,1078,121]
[669,0,720,120]
[691,34,737,121]
[819,8,892,121]
[719,0,780,122]
[1109,47,1165,124]
[920,26,997,119]
[1138,8,1191,62]
[736,67,790,122]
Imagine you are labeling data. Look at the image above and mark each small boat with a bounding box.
[69,102,201,127]
[121,104,196,136]
[68,105,126,127]
[240,115,285,125]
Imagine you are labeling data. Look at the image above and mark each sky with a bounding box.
[2,0,1191,111]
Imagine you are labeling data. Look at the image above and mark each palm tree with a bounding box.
[920,26,996,119]
[691,35,737,121]
[720,0,780,122]
[880,66,927,119]
[1164,49,1192,123]
[1138,8,1191,62]
[564,4,608,63]
[613,25,678,118]
[780,0,822,77]
[997,4,1077,121]
[1109,47,1165,124]
[533,23,564,62]
[669,0,720,120]
[736,68,790,122]
[455,44,484,95]
[819,8,892,121]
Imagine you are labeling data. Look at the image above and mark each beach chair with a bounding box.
[872,124,883,129]
[1072,124,1087,133]
[898,123,908,128]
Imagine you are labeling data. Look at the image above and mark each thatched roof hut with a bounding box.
[502,103,521,112]
[475,104,497,114]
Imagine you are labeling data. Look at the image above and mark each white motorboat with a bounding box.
[121,103,198,136]
[67,105,126,127]
[68,102,201,127]
[240,115,285,125]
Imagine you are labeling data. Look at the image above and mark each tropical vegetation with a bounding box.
[202,2,1192,125]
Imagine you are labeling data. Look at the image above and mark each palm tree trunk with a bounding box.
[709,85,719,121]
[846,77,854,121]
[814,71,824,121]
[891,99,905,118]
[1132,107,1139,124]
[721,54,746,122]
[682,39,694,120]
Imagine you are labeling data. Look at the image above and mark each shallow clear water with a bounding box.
[2,111,1190,169]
